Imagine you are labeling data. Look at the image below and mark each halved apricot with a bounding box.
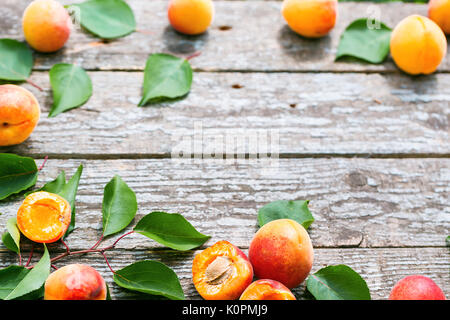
[17,191,71,243]
[240,279,296,300]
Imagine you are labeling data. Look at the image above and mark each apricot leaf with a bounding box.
[306,265,371,300]
[336,18,392,64]
[59,165,83,237]
[139,53,193,106]
[2,232,19,254]
[3,218,20,254]
[0,39,33,81]
[102,175,137,237]
[70,0,136,39]
[49,63,92,117]
[0,153,38,200]
[113,260,185,300]
[258,200,314,229]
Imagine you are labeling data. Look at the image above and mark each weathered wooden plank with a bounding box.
[1,71,449,156]
[0,158,448,249]
[1,1,447,72]
[0,247,448,300]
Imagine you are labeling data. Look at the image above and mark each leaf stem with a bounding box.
[25,244,34,267]
[90,234,104,250]
[185,51,202,61]
[26,78,44,92]
[38,156,48,172]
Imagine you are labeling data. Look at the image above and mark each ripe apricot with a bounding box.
[389,275,446,300]
[240,279,296,300]
[17,191,71,243]
[44,264,107,300]
[0,84,40,147]
[281,0,338,38]
[249,219,313,289]
[429,0,450,34]
[168,0,214,35]
[192,240,253,300]
[390,15,447,75]
[22,0,72,52]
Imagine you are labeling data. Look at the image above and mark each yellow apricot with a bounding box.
[168,0,214,35]
[429,0,450,34]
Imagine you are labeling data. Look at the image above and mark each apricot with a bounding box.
[22,0,72,52]
[281,0,338,38]
[390,15,447,75]
[44,264,107,300]
[17,191,71,243]
[429,0,450,34]
[249,219,313,289]
[240,279,296,300]
[168,0,214,35]
[389,275,446,300]
[192,240,253,300]
[0,85,40,147]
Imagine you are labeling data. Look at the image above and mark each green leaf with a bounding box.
[102,175,137,237]
[0,266,30,299]
[113,260,185,300]
[336,18,392,64]
[306,265,371,300]
[36,171,66,194]
[134,211,210,251]
[0,153,38,200]
[2,232,19,253]
[0,39,33,81]
[5,218,20,253]
[49,63,92,117]
[4,245,50,300]
[59,165,83,237]
[446,236,450,247]
[70,0,136,39]
[258,200,314,229]
[139,53,193,106]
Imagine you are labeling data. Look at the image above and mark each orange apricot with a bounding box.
[168,0,214,35]
[390,15,447,75]
[22,0,72,52]
[192,240,253,300]
[429,0,450,35]
[249,219,313,289]
[17,191,71,244]
[0,84,40,147]
[240,279,296,300]
[281,0,338,38]
[44,264,107,300]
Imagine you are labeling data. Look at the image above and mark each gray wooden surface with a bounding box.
[0,0,448,300]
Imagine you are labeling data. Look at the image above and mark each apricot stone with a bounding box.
[282,0,338,38]
[249,219,314,289]
[168,0,214,35]
[429,0,450,34]
[22,0,72,52]
[44,264,107,300]
[240,279,296,300]
[0,84,40,147]
[389,275,446,300]
[390,15,447,75]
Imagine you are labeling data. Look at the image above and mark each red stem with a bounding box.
[38,156,48,172]
[26,79,43,92]
[25,244,34,267]
[90,234,104,250]
[101,252,115,274]
[186,51,202,61]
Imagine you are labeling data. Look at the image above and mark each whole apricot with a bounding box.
[281,0,338,38]
[44,264,107,300]
[192,240,253,300]
[168,0,214,35]
[240,279,296,300]
[390,15,447,75]
[389,275,446,300]
[22,0,72,52]
[429,0,450,34]
[17,191,71,243]
[249,219,313,289]
[0,84,40,147]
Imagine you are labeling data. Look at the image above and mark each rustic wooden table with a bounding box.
[0,0,449,300]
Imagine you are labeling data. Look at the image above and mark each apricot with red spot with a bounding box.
[389,275,446,300]
[240,279,296,300]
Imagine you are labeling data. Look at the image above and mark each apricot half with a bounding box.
[240,279,296,300]
[192,240,253,300]
[389,275,446,300]
[168,0,214,35]
[17,191,71,243]
[390,15,447,75]
[429,0,450,35]
[282,0,338,38]
[45,264,107,300]
[249,219,313,289]
[0,84,40,147]
[22,0,72,52]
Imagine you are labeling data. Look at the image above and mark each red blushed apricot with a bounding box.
[22,0,72,53]
[249,219,313,289]
[389,275,446,300]
[192,240,253,300]
[44,264,107,300]
[429,0,450,35]
[0,84,40,147]
[17,191,71,244]
[168,0,214,35]
[240,279,296,300]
